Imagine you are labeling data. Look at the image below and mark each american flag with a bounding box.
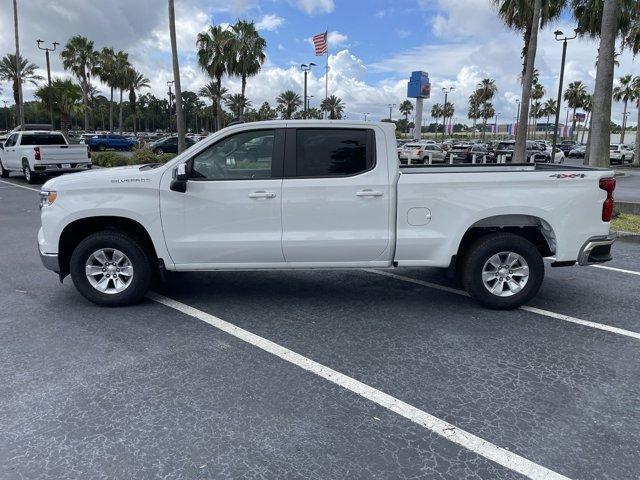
[312,31,328,55]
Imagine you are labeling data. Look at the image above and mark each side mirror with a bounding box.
[170,163,188,193]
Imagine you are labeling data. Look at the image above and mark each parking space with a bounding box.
[1,177,640,479]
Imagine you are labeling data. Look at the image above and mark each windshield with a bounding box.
[497,142,514,150]
[20,134,66,146]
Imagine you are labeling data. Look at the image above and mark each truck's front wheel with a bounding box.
[69,231,152,306]
[0,160,9,178]
[461,233,544,310]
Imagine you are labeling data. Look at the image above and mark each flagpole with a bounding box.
[324,28,329,119]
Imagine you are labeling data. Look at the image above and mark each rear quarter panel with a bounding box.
[395,169,613,266]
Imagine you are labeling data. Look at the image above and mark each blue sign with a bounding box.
[407,71,430,99]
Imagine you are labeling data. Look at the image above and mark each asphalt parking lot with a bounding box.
[1,174,640,480]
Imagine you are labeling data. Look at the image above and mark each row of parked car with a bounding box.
[73,132,205,154]
[398,138,635,165]
[397,139,566,165]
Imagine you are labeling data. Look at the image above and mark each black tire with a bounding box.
[0,160,9,178]
[69,231,152,307]
[22,161,39,184]
[461,232,544,310]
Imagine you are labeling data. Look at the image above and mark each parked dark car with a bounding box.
[559,140,577,155]
[148,136,196,155]
[87,134,137,152]
[449,143,490,163]
[492,140,551,163]
[568,145,586,158]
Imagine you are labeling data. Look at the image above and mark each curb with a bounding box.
[613,230,640,244]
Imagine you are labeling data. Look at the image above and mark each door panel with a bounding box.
[160,128,285,267]
[281,127,391,263]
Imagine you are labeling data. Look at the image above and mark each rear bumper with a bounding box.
[34,163,91,173]
[578,235,615,266]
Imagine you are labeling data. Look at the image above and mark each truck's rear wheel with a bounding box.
[0,160,9,178]
[22,161,39,184]
[461,233,544,310]
[70,231,152,306]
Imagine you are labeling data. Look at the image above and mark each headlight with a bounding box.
[39,190,57,209]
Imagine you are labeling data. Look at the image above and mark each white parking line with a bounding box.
[0,179,40,192]
[364,269,640,342]
[147,291,570,480]
[590,264,640,276]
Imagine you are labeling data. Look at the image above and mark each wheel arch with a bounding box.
[58,216,158,275]
[455,214,556,265]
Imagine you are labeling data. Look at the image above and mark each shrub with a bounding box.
[91,152,131,167]
[132,149,176,165]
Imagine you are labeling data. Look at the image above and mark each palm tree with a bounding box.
[225,93,252,119]
[468,92,482,137]
[613,74,635,143]
[229,20,266,121]
[320,95,345,120]
[127,69,150,134]
[197,24,234,131]
[529,82,545,137]
[34,78,83,137]
[61,35,99,131]
[474,78,497,140]
[276,90,302,119]
[442,101,455,135]
[493,0,563,161]
[579,93,592,144]
[0,54,43,115]
[199,81,227,130]
[542,98,557,139]
[399,100,413,133]
[480,102,495,140]
[96,47,118,132]
[632,76,640,166]
[431,103,443,135]
[111,52,131,133]
[168,0,186,151]
[564,81,587,140]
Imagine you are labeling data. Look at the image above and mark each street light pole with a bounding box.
[388,103,396,122]
[37,40,59,129]
[551,29,578,159]
[2,100,8,130]
[167,80,174,134]
[442,86,455,140]
[494,112,501,138]
[515,99,521,136]
[301,63,316,119]
[363,113,370,121]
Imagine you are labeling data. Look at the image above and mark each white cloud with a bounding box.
[255,13,285,31]
[327,31,348,48]
[289,0,334,15]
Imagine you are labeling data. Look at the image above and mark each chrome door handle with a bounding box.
[248,191,276,199]
[356,189,383,197]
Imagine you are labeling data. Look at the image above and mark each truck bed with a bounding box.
[399,163,604,174]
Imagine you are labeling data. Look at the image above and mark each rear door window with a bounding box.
[294,129,373,177]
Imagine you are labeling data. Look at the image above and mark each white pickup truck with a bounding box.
[0,130,91,183]
[37,121,616,309]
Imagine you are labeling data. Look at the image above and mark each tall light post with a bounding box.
[167,80,174,134]
[363,112,370,121]
[441,86,455,140]
[12,0,24,128]
[301,63,316,119]
[2,100,8,130]
[494,112,501,138]
[564,107,570,139]
[551,29,579,158]
[307,95,314,113]
[388,103,396,121]
[36,39,59,129]
[515,99,521,136]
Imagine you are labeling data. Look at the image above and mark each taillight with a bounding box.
[599,177,616,222]
[34,147,41,161]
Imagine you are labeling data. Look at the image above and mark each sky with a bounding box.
[0,0,638,126]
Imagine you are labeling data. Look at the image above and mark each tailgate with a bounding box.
[38,145,90,163]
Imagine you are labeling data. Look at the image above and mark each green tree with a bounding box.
[34,78,83,137]
[399,100,413,132]
[229,20,266,121]
[431,103,443,135]
[320,95,345,120]
[0,54,43,117]
[126,69,150,134]
[61,35,99,130]
[197,25,234,130]
[467,92,482,137]
[96,47,118,132]
[112,52,131,133]
[257,101,278,120]
[613,74,635,143]
[529,82,545,136]
[276,90,302,119]
[225,93,252,119]
[542,98,557,139]
[564,80,587,140]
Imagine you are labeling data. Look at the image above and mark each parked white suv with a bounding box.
[610,144,634,165]
[38,121,616,310]
[0,130,91,183]
[399,142,446,164]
